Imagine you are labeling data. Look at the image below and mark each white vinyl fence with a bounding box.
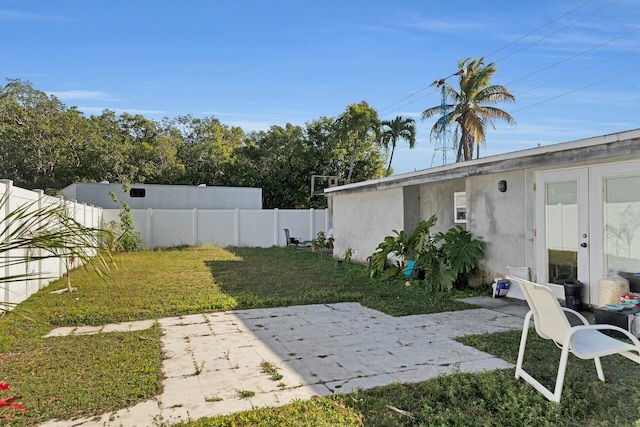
[102,208,331,249]
[1,178,330,308]
[1,180,102,308]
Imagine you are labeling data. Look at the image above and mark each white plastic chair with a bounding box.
[507,276,640,403]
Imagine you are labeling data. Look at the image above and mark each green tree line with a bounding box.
[1,79,408,209]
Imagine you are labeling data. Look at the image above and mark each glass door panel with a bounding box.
[546,181,578,284]
[536,168,589,299]
[604,175,640,275]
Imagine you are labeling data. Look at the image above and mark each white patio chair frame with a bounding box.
[507,276,640,403]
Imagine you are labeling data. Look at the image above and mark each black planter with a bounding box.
[563,281,583,311]
[411,267,425,280]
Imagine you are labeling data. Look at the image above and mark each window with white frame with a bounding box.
[454,192,467,223]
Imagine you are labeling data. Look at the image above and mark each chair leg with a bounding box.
[515,310,568,403]
[550,345,571,403]
[515,310,533,380]
[594,357,605,381]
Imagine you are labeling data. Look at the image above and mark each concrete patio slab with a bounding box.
[39,302,527,427]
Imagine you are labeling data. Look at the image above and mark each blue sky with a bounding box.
[2,0,639,174]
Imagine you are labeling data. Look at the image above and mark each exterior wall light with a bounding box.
[498,180,507,192]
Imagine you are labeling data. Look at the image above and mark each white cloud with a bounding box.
[49,90,114,101]
[77,106,167,117]
[0,9,73,22]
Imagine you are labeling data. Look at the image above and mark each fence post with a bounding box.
[1,180,13,308]
[273,208,279,246]
[309,208,315,241]
[35,190,45,291]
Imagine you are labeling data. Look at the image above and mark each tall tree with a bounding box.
[0,79,74,191]
[379,116,416,174]
[230,123,311,208]
[170,115,243,186]
[336,101,381,183]
[421,57,516,162]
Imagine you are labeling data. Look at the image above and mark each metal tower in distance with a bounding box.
[430,70,462,167]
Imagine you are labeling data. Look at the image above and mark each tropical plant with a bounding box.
[108,184,142,252]
[437,226,486,287]
[311,231,324,251]
[379,116,416,174]
[0,193,114,301]
[369,215,438,279]
[421,57,516,161]
[342,248,355,262]
[369,216,486,291]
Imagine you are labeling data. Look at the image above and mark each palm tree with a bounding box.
[380,116,416,174]
[422,57,516,162]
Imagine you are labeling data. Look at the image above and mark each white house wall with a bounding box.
[466,169,534,284]
[63,183,262,210]
[332,188,404,264]
[418,180,466,234]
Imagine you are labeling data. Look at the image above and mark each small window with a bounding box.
[454,192,466,223]
[130,188,146,198]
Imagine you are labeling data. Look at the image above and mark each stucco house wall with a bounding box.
[326,129,640,303]
[418,179,466,234]
[332,187,404,264]
[466,169,533,284]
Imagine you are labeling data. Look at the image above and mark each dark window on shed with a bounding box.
[130,188,146,198]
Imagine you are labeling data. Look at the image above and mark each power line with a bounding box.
[485,0,594,59]
[377,1,615,120]
[494,0,621,63]
[507,25,640,86]
[378,86,432,115]
[511,65,639,113]
[515,45,640,97]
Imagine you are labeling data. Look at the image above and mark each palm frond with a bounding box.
[0,193,115,286]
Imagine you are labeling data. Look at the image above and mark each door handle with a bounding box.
[580,242,588,248]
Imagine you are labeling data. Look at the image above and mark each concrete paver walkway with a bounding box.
[40,301,526,427]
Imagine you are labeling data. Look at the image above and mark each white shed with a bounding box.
[62,182,262,210]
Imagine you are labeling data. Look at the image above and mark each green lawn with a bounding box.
[2,246,640,426]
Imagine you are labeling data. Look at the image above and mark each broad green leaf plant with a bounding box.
[369,215,485,291]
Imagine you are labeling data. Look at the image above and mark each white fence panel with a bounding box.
[151,210,195,247]
[239,210,274,247]
[111,207,332,249]
[197,210,236,247]
[1,180,102,309]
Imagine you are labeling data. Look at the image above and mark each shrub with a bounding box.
[369,216,485,291]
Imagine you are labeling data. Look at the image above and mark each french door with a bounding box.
[536,161,640,305]
[535,168,590,301]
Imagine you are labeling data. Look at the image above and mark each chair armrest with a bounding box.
[561,307,590,325]
[566,324,640,347]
